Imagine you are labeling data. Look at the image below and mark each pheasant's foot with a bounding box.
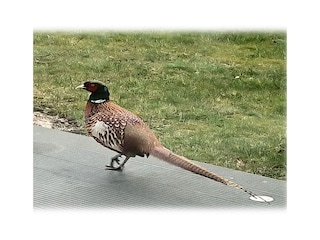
[105,155,130,171]
[105,165,124,171]
[105,154,123,170]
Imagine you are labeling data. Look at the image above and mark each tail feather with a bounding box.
[151,146,266,202]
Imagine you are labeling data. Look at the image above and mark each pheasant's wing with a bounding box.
[86,112,127,154]
[86,101,157,157]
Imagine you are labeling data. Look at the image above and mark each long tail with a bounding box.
[150,146,267,202]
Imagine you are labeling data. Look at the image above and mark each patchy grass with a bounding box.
[33,32,286,179]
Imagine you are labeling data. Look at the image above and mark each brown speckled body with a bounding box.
[85,100,161,158]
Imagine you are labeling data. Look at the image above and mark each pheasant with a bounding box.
[76,80,268,202]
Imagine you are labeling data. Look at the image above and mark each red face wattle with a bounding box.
[84,82,98,92]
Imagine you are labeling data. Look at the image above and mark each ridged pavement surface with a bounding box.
[34,125,286,209]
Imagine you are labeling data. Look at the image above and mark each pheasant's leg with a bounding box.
[105,156,130,171]
[116,156,130,170]
[105,154,122,170]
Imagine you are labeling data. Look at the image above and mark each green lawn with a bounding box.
[33,32,286,179]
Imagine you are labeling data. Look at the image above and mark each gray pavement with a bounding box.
[33,125,286,209]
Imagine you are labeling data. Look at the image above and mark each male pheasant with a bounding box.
[77,80,267,202]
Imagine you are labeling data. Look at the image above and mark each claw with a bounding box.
[105,165,123,171]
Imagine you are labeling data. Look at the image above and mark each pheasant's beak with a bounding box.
[76,84,85,90]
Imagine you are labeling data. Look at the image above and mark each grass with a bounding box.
[33,31,286,180]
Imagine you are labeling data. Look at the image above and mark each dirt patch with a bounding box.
[33,111,85,134]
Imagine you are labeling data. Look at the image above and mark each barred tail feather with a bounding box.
[151,146,265,202]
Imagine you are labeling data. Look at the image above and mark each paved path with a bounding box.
[34,125,286,209]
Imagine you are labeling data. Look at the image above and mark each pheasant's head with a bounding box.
[76,81,110,103]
